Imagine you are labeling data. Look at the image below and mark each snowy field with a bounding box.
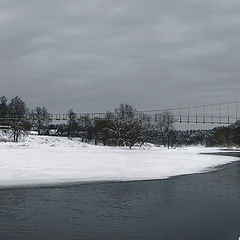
[0,135,239,188]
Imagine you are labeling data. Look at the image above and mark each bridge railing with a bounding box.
[0,101,239,125]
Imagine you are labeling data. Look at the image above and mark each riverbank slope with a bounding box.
[0,135,239,187]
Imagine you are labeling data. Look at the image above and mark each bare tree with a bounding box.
[10,121,30,142]
[114,103,136,120]
[135,113,153,147]
[107,119,128,146]
[8,96,31,142]
[67,109,78,139]
[104,104,136,146]
[30,106,51,135]
[0,96,8,115]
[155,111,176,148]
[77,114,92,142]
[93,119,110,145]
[104,104,148,148]
[0,96,8,126]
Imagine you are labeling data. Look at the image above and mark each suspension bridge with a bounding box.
[0,100,239,125]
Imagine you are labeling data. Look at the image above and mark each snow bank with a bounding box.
[0,135,239,187]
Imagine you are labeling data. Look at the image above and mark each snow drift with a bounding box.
[0,135,239,188]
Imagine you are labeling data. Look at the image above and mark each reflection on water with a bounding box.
[0,161,239,240]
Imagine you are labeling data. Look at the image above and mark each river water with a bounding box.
[0,161,239,240]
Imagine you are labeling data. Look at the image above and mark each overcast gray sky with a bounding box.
[0,0,240,113]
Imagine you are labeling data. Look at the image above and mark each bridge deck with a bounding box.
[0,100,239,125]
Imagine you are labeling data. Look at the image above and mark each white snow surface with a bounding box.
[0,135,239,187]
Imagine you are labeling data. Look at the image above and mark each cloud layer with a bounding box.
[0,0,240,112]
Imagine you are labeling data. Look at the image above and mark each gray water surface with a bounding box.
[0,161,240,240]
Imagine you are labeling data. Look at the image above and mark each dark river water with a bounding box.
[0,161,240,240]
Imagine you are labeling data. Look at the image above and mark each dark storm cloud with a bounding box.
[0,0,240,112]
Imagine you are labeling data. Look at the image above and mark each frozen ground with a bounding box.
[0,135,239,188]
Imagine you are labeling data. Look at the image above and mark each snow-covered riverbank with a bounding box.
[0,135,239,188]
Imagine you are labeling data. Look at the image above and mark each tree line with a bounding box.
[0,96,176,147]
[2,96,239,148]
[206,122,240,147]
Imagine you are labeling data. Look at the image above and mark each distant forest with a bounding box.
[0,96,239,148]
